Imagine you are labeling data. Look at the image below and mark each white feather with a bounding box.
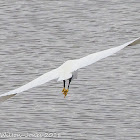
[0,37,140,102]
[73,37,140,70]
[0,68,59,102]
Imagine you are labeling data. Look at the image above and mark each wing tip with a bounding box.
[128,37,140,46]
[0,93,17,103]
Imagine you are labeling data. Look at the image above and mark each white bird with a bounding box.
[0,37,140,102]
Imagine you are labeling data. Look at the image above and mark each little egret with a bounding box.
[0,37,140,102]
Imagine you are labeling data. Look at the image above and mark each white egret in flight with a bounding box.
[0,37,140,102]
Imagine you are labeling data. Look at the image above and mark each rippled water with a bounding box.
[0,0,140,139]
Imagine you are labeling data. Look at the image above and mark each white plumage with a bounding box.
[0,37,140,102]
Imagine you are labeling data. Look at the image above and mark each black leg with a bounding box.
[68,77,72,89]
[63,80,65,88]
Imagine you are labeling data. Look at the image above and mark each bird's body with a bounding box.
[58,60,74,81]
[0,37,140,102]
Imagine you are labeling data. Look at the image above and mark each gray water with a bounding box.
[0,0,140,139]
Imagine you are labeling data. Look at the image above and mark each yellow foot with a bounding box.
[62,88,65,92]
[63,92,67,98]
[63,89,69,98]
[66,89,68,92]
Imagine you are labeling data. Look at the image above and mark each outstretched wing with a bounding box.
[0,68,59,102]
[73,37,140,70]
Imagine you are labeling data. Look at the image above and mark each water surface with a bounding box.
[0,0,140,139]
